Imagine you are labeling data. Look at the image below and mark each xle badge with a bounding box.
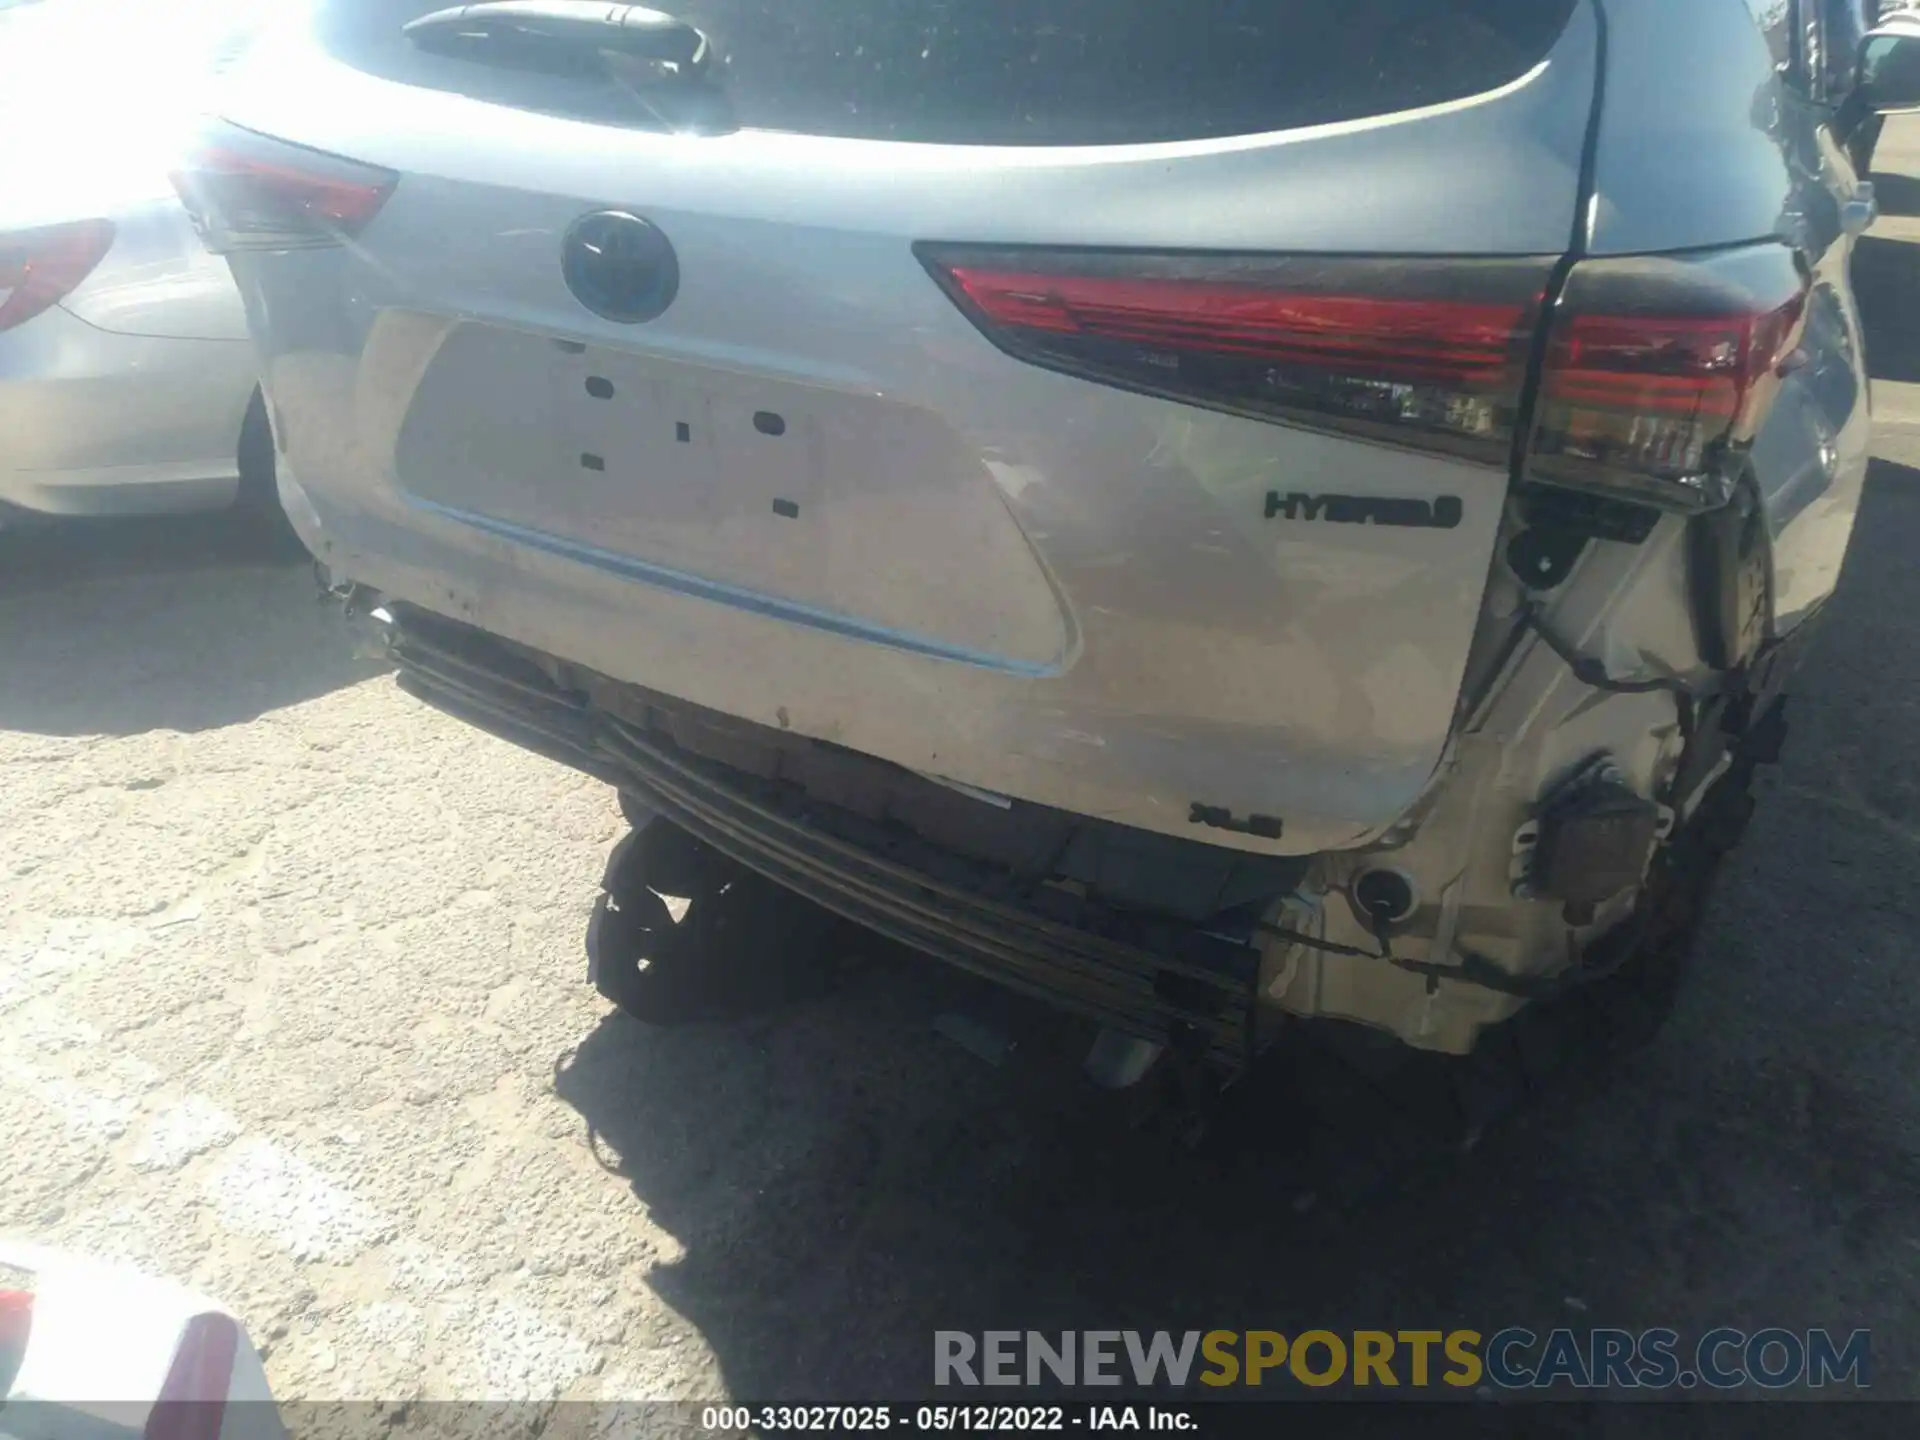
[1266,491,1464,529]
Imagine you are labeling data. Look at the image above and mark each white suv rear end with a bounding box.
[179,0,1870,1085]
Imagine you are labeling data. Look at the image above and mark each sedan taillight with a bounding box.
[171,120,397,254]
[0,220,115,333]
[145,1311,241,1440]
[917,244,1555,465]
[0,1287,32,1398]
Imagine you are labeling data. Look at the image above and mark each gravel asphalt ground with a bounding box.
[5,127,1920,1418]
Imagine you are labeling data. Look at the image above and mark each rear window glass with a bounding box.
[321,0,1578,146]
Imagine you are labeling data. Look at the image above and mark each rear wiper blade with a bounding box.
[403,1,712,77]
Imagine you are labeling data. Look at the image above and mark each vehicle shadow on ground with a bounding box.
[1857,163,1920,386]
[552,472,1920,1404]
[1854,234,1920,383]
[0,513,388,736]
[1870,170,1920,218]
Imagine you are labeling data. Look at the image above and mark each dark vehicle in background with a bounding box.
[175,1,1919,1097]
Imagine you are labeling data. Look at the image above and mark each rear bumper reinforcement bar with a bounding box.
[386,607,1262,1068]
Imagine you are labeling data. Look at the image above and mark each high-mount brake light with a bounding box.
[171,121,397,254]
[918,246,1556,464]
[1526,242,1811,514]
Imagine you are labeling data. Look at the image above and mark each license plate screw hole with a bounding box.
[585,376,615,400]
[753,410,787,437]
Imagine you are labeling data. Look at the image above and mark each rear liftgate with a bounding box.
[333,234,1814,1134]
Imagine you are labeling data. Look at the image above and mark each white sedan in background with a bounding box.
[0,0,275,524]
[0,1240,285,1439]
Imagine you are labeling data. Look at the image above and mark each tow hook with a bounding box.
[312,560,380,616]
[314,562,392,663]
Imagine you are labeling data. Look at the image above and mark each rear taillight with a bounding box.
[0,220,115,333]
[144,1312,240,1440]
[0,1288,32,1397]
[918,246,1555,464]
[1527,243,1810,514]
[171,120,397,255]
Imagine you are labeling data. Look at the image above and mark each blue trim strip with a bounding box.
[402,494,1062,678]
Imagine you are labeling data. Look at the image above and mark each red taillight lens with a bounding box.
[144,1312,240,1440]
[0,220,115,334]
[1527,243,1810,514]
[171,120,397,255]
[0,1288,32,1397]
[919,246,1555,463]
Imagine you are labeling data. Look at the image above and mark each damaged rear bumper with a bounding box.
[378,602,1288,1070]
